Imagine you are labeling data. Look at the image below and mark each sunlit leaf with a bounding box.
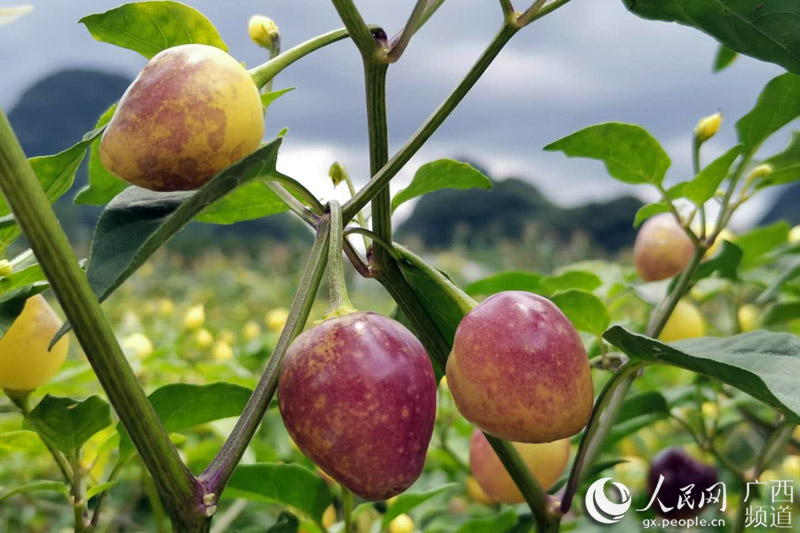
[392,160,492,212]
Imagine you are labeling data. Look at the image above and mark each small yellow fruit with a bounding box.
[212,341,234,361]
[183,304,205,330]
[121,333,154,359]
[218,329,236,344]
[321,504,336,528]
[241,320,261,341]
[701,402,719,420]
[782,455,800,477]
[0,296,69,391]
[695,112,722,143]
[469,429,570,504]
[0,259,12,277]
[194,328,214,349]
[265,308,289,332]
[738,304,760,333]
[248,15,280,52]
[790,225,800,244]
[387,513,415,533]
[659,300,705,342]
[100,44,264,191]
[465,475,493,505]
[157,298,175,317]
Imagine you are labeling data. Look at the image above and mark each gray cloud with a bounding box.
[0,0,791,224]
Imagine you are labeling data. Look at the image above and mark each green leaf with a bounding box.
[381,484,456,529]
[0,5,33,26]
[0,430,47,454]
[465,271,542,296]
[261,87,295,113]
[465,270,600,298]
[225,463,332,525]
[195,181,291,224]
[23,395,112,455]
[84,138,282,304]
[604,327,800,421]
[539,270,602,295]
[86,481,120,500]
[391,159,492,212]
[624,0,800,75]
[668,240,742,293]
[544,123,670,185]
[763,302,800,326]
[455,508,517,533]
[0,127,104,247]
[682,146,742,205]
[80,1,227,59]
[633,201,670,228]
[551,289,609,335]
[758,131,800,189]
[74,104,128,206]
[607,391,670,446]
[713,44,738,73]
[118,382,252,458]
[736,221,789,269]
[0,480,70,502]
[737,73,800,155]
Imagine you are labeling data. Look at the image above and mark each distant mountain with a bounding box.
[396,177,643,253]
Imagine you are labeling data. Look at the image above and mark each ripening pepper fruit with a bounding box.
[469,429,570,504]
[738,304,759,333]
[278,312,437,501]
[634,214,694,282]
[0,295,69,392]
[100,44,264,191]
[446,291,593,443]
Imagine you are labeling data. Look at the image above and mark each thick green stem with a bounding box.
[486,435,560,531]
[342,486,355,533]
[646,247,706,335]
[342,23,519,222]
[364,63,392,270]
[387,0,428,62]
[200,218,331,494]
[249,28,354,89]
[0,110,205,530]
[754,420,796,477]
[325,201,355,315]
[329,0,383,60]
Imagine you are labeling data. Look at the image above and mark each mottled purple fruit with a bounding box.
[100,44,264,192]
[278,312,437,501]
[446,291,593,443]
[648,447,718,519]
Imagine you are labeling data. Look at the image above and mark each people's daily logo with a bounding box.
[585,477,632,524]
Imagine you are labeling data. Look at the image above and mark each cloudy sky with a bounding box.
[0,0,789,227]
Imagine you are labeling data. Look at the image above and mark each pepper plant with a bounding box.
[1,1,800,532]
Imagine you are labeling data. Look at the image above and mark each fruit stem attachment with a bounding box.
[6,391,74,486]
[0,108,205,529]
[248,28,354,89]
[342,22,519,222]
[201,217,331,494]
[387,0,428,62]
[485,434,560,532]
[324,201,357,318]
[343,227,401,261]
[341,485,355,533]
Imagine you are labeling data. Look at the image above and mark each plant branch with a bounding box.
[387,0,429,62]
[342,23,519,222]
[519,0,574,25]
[500,0,516,20]
[329,0,384,60]
[268,171,325,214]
[342,486,355,533]
[560,363,644,512]
[394,244,477,315]
[248,28,354,89]
[200,217,331,494]
[325,201,355,315]
[0,109,204,528]
[262,181,319,228]
[517,0,548,26]
[646,246,706,335]
[486,435,559,531]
